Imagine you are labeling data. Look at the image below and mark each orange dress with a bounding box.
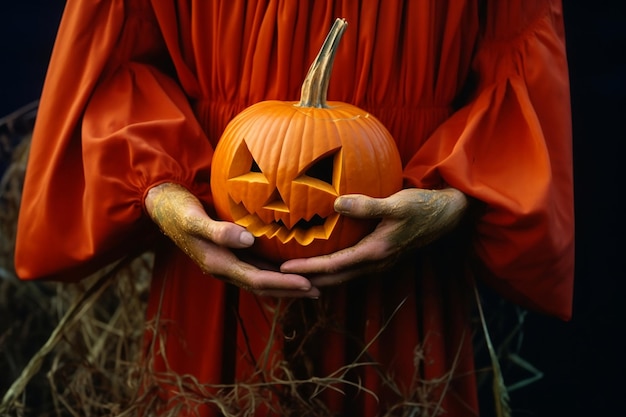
[15,0,574,415]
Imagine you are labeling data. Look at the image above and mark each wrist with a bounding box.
[145,182,175,219]
[445,187,468,210]
[441,188,469,228]
[145,182,198,224]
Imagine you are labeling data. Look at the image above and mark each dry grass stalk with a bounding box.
[473,285,512,417]
[0,253,153,416]
[110,293,461,417]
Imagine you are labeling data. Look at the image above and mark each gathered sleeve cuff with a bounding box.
[403,0,574,320]
[82,62,213,218]
[15,0,212,282]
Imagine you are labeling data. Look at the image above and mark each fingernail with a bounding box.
[335,197,353,213]
[239,231,255,246]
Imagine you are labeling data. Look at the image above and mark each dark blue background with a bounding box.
[0,0,65,116]
[1,1,624,416]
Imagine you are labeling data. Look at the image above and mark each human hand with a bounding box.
[280,188,468,286]
[145,182,319,298]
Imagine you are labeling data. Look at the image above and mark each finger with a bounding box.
[226,261,319,294]
[214,268,320,298]
[334,194,392,219]
[308,269,363,287]
[242,273,321,298]
[280,237,387,275]
[255,287,321,298]
[235,251,281,271]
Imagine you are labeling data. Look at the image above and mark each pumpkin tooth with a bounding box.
[321,213,340,239]
[264,200,289,212]
[257,222,281,237]
[235,215,254,228]
[293,214,325,230]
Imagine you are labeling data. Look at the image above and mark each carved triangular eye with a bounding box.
[250,158,262,173]
[228,140,266,179]
[304,151,336,185]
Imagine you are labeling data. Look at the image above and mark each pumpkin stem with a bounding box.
[297,18,347,108]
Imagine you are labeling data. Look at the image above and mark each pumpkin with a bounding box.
[210,18,403,262]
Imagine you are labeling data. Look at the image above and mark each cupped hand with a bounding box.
[145,182,319,298]
[280,188,468,287]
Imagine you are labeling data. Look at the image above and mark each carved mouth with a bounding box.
[229,200,339,245]
[277,214,326,230]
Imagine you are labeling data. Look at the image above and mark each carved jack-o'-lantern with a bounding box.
[211,19,403,262]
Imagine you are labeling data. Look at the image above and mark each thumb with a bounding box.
[334,194,388,219]
[201,219,255,249]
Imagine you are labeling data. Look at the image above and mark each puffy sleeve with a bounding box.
[14,0,213,282]
[403,0,574,320]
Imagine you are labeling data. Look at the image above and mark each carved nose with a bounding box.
[263,189,298,229]
[263,190,289,213]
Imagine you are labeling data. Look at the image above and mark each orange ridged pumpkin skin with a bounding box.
[211,100,403,263]
[210,19,403,262]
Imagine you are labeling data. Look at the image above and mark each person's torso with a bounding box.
[153,0,480,163]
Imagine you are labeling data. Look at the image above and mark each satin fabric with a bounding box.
[15,0,574,415]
